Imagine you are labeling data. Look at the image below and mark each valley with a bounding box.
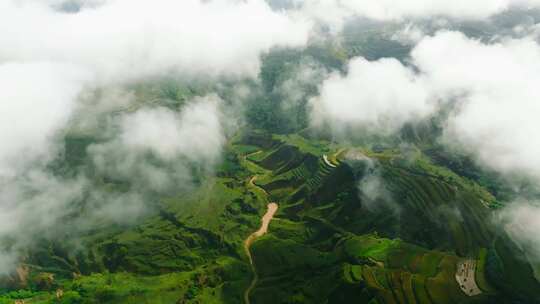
[2,130,538,303]
[2,2,540,303]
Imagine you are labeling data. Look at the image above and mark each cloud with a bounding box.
[0,0,311,82]
[0,95,226,274]
[309,57,433,135]
[0,169,88,273]
[3,0,539,281]
[0,0,312,175]
[89,95,225,193]
[413,32,540,181]
[0,254,16,276]
[119,96,224,163]
[0,62,90,177]
[295,0,540,31]
[0,171,86,240]
[343,150,399,214]
[278,59,328,111]
[311,30,540,183]
[497,201,540,277]
[358,172,398,213]
[79,191,147,228]
[307,27,540,274]
[0,0,311,273]
[390,24,427,45]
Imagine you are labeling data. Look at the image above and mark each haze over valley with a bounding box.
[1,1,540,303]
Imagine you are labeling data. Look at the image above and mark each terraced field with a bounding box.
[231,131,540,303]
[2,131,539,303]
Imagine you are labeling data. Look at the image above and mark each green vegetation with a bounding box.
[3,127,540,303]
[2,22,539,303]
[4,49,540,304]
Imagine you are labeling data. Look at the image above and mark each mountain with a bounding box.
[1,129,538,304]
[2,5,540,303]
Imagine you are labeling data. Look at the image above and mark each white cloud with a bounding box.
[343,150,400,213]
[279,59,327,110]
[413,32,540,181]
[89,95,225,193]
[0,0,303,272]
[309,57,432,135]
[498,201,540,277]
[391,24,427,45]
[119,96,224,163]
[311,31,540,182]
[0,0,311,82]
[0,62,89,177]
[3,0,540,279]
[307,28,540,271]
[0,169,88,275]
[0,0,311,216]
[296,0,540,30]
[0,0,311,174]
[0,252,17,276]
[0,95,226,274]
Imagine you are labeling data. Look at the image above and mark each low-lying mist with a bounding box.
[2,0,540,281]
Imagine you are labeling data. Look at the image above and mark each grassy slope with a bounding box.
[2,131,540,303]
[233,131,540,303]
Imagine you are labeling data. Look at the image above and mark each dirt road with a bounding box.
[248,176,268,196]
[243,202,279,304]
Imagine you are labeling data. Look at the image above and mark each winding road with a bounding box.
[241,152,279,304]
[243,202,278,304]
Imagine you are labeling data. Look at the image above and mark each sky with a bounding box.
[1,0,540,274]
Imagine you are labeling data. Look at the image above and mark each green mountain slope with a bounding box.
[1,131,539,304]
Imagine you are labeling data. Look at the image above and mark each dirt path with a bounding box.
[243,202,278,304]
[249,176,268,196]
